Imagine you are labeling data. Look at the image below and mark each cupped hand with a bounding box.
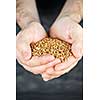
[42,17,83,81]
[16,22,61,74]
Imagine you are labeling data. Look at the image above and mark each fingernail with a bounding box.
[56,59,61,63]
[43,78,49,81]
[42,75,49,81]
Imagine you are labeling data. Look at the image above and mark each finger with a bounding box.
[51,60,78,76]
[72,41,83,58]
[42,72,61,81]
[16,57,33,73]
[16,53,55,70]
[17,55,56,75]
[43,60,78,81]
[63,60,78,73]
[30,59,61,74]
[41,73,51,81]
[22,65,33,73]
[44,75,61,81]
[55,56,77,71]
[26,55,55,67]
[45,67,55,75]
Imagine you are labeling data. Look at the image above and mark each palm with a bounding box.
[16,22,61,75]
[42,17,83,81]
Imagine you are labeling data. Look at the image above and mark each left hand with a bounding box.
[16,22,61,75]
[42,16,83,81]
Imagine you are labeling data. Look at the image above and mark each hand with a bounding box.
[42,17,83,81]
[16,22,61,74]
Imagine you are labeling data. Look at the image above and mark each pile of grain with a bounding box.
[30,38,72,62]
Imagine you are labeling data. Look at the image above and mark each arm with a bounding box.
[16,0,60,76]
[57,0,83,23]
[16,0,40,29]
[42,0,83,81]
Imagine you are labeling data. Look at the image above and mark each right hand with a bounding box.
[16,22,61,74]
[42,16,83,81]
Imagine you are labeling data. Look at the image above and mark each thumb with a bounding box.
[72,41,83,58]
[21,42,32,60]
[71,24,83,58]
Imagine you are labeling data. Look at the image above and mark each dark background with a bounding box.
[16,0,83,100]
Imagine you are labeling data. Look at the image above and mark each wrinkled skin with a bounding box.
[16,22,61,75]
[42,17,83,81]
[16,17,83,81]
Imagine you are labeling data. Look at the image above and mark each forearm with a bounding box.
[57,0,83,23]
[16,0,40,29]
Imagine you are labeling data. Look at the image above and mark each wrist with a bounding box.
[17,12,40,29]
[56,0,83,23]
[57,13,82,23]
